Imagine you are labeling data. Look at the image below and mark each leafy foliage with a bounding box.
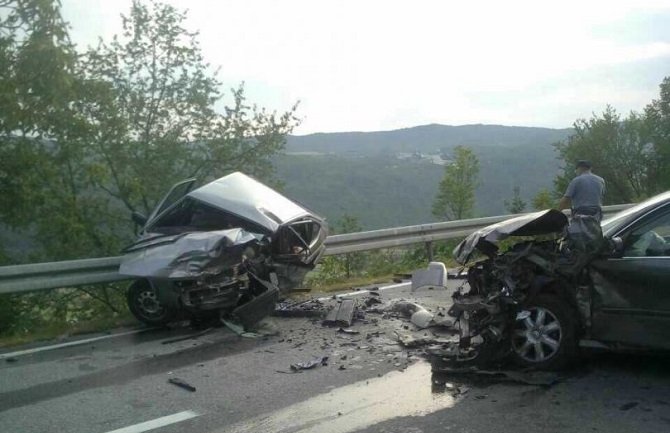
[642,77,670,194]
[79,0,299,219]
[554,106,652,204]
[553,76,670,205]
[1,0,299,262]
[504,186,527,214]
[532,188,555,210]
[0,0,298,338]
[432,146,480,220]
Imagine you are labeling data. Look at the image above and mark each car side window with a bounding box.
[623,211,670,257]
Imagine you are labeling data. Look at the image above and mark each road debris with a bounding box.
[394,331,453,348]
[290,356,329,372]
[324,299,356,327]
[274,299,327,318]
[391,301,435,329]
[620,402,639,411]
[338,328,360,335]
[168,377,197,392]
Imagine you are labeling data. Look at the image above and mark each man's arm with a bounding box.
[559,178,576,210]
[558,196,571,210]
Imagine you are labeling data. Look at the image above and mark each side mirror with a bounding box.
[608,236,624,258]
[131,211,147,227]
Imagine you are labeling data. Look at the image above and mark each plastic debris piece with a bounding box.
[290,356,329,372]
[168,377,196,392]
[412,262,448,291]
[338,328,360,335]
[391,301,436,329]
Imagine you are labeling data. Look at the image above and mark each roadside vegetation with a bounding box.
[1,0,669,345]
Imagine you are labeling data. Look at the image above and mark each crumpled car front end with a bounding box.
[438,209,605,370]
[119,172,328,328]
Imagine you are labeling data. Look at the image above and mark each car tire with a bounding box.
[510,295,578,370]
[126,279,177,326]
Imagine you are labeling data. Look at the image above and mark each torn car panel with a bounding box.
[120,229,260,280]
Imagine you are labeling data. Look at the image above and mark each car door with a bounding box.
[589,204,670,349]
[141,178,197,233]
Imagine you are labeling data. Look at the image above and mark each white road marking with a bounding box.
[317,281,411,301]
[0,328,153,360]
[105,411,200,433]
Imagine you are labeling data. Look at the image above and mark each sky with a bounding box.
[60,0,670,135]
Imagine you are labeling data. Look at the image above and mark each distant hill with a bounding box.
[286,123,572,155]
[275,124,573,230]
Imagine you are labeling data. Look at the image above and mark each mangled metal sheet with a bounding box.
[453,209,568,264]
[187,172,314,233]
[119,228,260,279]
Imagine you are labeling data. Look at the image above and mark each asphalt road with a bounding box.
[1,280,669,433]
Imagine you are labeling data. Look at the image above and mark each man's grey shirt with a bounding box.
[564,172,606,209]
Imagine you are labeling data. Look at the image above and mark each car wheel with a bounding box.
[510,295,578,370]
[126,279,177,326]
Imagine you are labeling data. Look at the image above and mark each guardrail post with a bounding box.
[425,241,434,262]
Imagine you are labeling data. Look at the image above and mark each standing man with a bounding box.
[558,160,606,221]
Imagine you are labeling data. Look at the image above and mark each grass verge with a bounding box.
[0,312,137,349]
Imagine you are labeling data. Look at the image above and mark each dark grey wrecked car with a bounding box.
[444,192,670,370]
[119,172,328,327]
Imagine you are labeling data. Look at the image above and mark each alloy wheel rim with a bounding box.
[136,290,163,316]
[512,306,562,363]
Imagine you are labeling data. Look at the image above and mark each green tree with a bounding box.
[0,0,92,261]
[432,145,479,220]
[553,105,651,204]
[0,0,300,262]
[532,188,555,210]
[504,186,527,214]
[643,77,670,194]
[80,0,299,219]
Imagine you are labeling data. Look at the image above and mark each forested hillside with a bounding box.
[276,124,573,229]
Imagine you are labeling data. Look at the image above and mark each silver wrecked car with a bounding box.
[119,172,328,327]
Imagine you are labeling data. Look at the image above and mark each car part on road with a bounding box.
[274,299,327,318]
[391,301,435,329]
[323,299,356,327]
[167,377,197,392]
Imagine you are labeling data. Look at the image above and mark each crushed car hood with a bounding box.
[187,172,315,233]
[119,228,261,279]
[453,209,568,264]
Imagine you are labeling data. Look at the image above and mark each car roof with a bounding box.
[602,191,670,237]
[187,172,315,233]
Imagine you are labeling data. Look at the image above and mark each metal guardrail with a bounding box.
[0,204,633,295]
